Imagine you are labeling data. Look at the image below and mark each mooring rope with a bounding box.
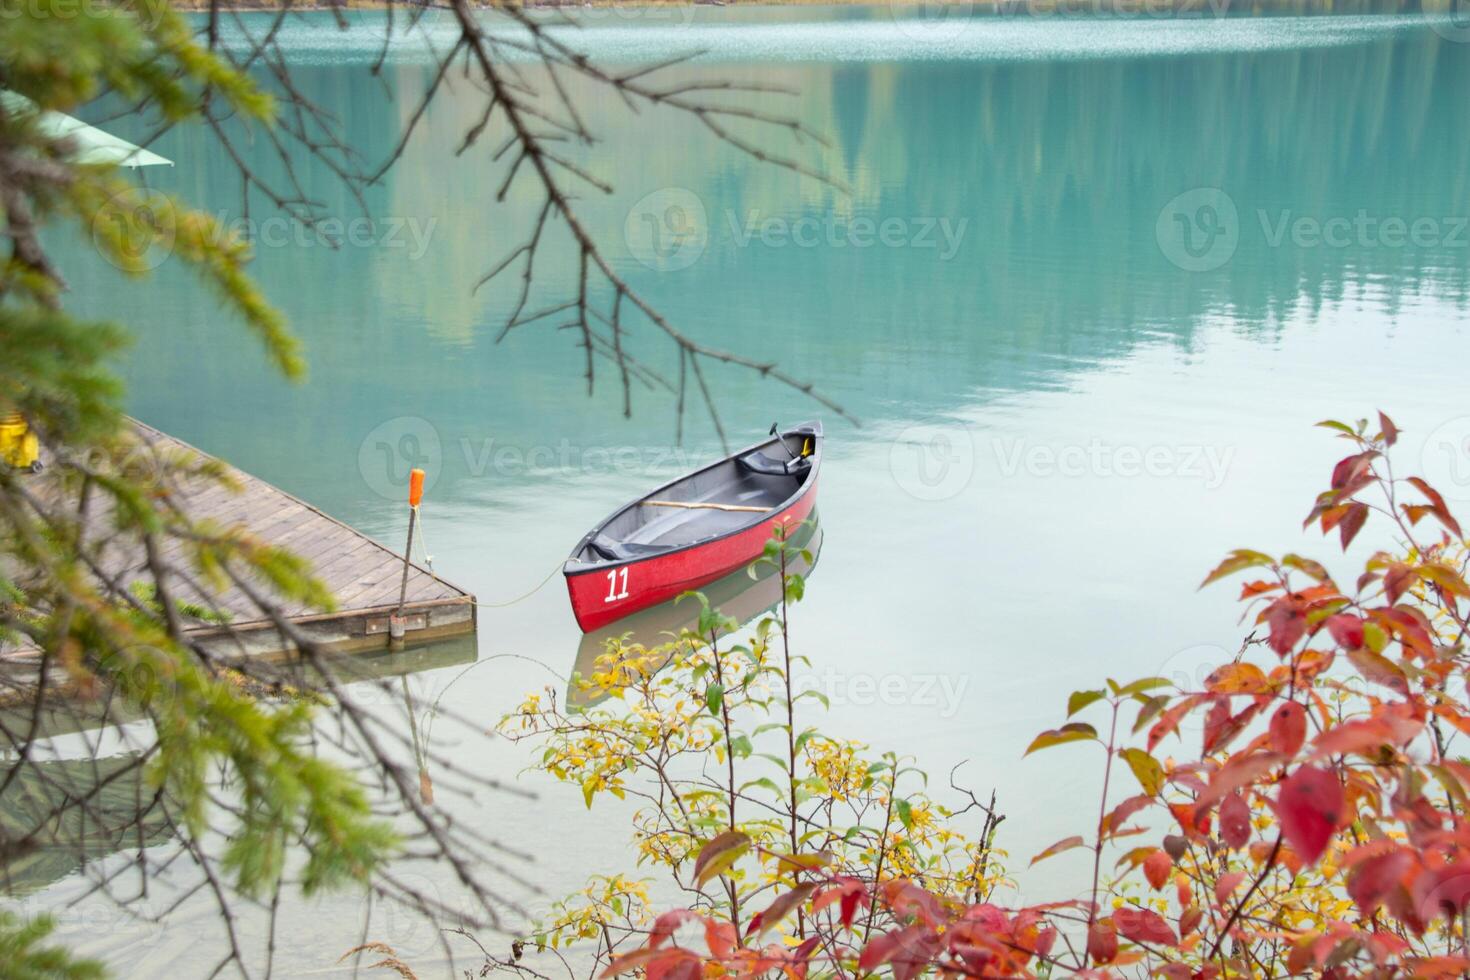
[471,563,564,608]
[412,506,563,609]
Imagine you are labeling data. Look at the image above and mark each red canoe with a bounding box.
[564,422,822,632]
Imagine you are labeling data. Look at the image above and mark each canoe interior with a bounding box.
[570,429,817,565]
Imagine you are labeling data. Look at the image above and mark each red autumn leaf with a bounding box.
[1318,502,1352,532]
[811,876,868,930]
[745,883,817,937]
[881,880,947,928]
[1179,907,1203,936]
[1196,751,1279,811]
[1214,871,1246,908]
[1345,647,1409,696]
[704,920,737,960]
[1239,579,1280,599]
[1087,918,1117,964]
[1347,848,1413,916]
[1202,698,1231,753]
[1100,794,1153,838]
[1269,701,1307,757]
[1203,699,1259,755]
[1276,765,1345,865]
[649,909,702,949]
[1030,835,1084,867]
[1113,907,1177,947]
[1366,929,1410,965]
[1411,862,1470,923]
[1324,613,1365,649]
[1205,662,1269,694]
[840,890,868,930]
[1264,598,1308,656]
[1148,697,1198,751]
[1310,717,1414,761]
[601,948,665,978]
[1331,451,1378,491]
[1169,801,1212,839]
[1378,411,1399,447]
[1435,705,1470,738]
[858,925,931,975]
[789,936,821,980]
[1384,564,1417,605]
[1408,476,1464,538]
[1143,850,1172,890]
[605,948,700,980]
[1371,607,1436,659]
[1220,791,1252,849]
[1339,501,1369,549]
[649,952,702,980]
[1286,936,1314,975]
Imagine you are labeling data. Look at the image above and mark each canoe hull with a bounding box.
[565,475,818,632]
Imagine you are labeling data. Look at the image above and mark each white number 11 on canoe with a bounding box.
[604,567,630,603]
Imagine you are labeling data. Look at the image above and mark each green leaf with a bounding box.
[794,689,830,708]
[1024,722,1098,755]
[894,798,914,830]
[1315,419,1359,436]
[793,728,819,753]
[1115,677,1172,697]
[1132,694,1170,734]
[729,735,753,759]
[1067,689,1106,717]
[769,851,833,873]
[739,777,784,797]
[693,830,751,887]
[705,683,724,716]
[1199,549,1275,589]
[1120,748,1165,797]
[1029,835,1085,866]
[1282,553,1331,583]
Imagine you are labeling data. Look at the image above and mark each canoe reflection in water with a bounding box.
[567,515,822,710]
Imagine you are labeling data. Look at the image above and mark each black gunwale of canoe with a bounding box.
[564,422,822,577]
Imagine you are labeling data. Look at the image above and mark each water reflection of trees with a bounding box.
[0,753,173,897]
[63,25,1470,450]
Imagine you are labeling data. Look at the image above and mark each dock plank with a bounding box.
[0,419,476,661]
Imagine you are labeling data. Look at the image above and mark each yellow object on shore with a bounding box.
[0,413,41,472]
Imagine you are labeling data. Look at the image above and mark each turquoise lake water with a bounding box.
[19,5,1470,974]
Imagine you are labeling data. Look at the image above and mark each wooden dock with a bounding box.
[1,419,476,664]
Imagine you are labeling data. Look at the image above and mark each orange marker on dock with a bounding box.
[408,467,425,508]
[392,467,428,645]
